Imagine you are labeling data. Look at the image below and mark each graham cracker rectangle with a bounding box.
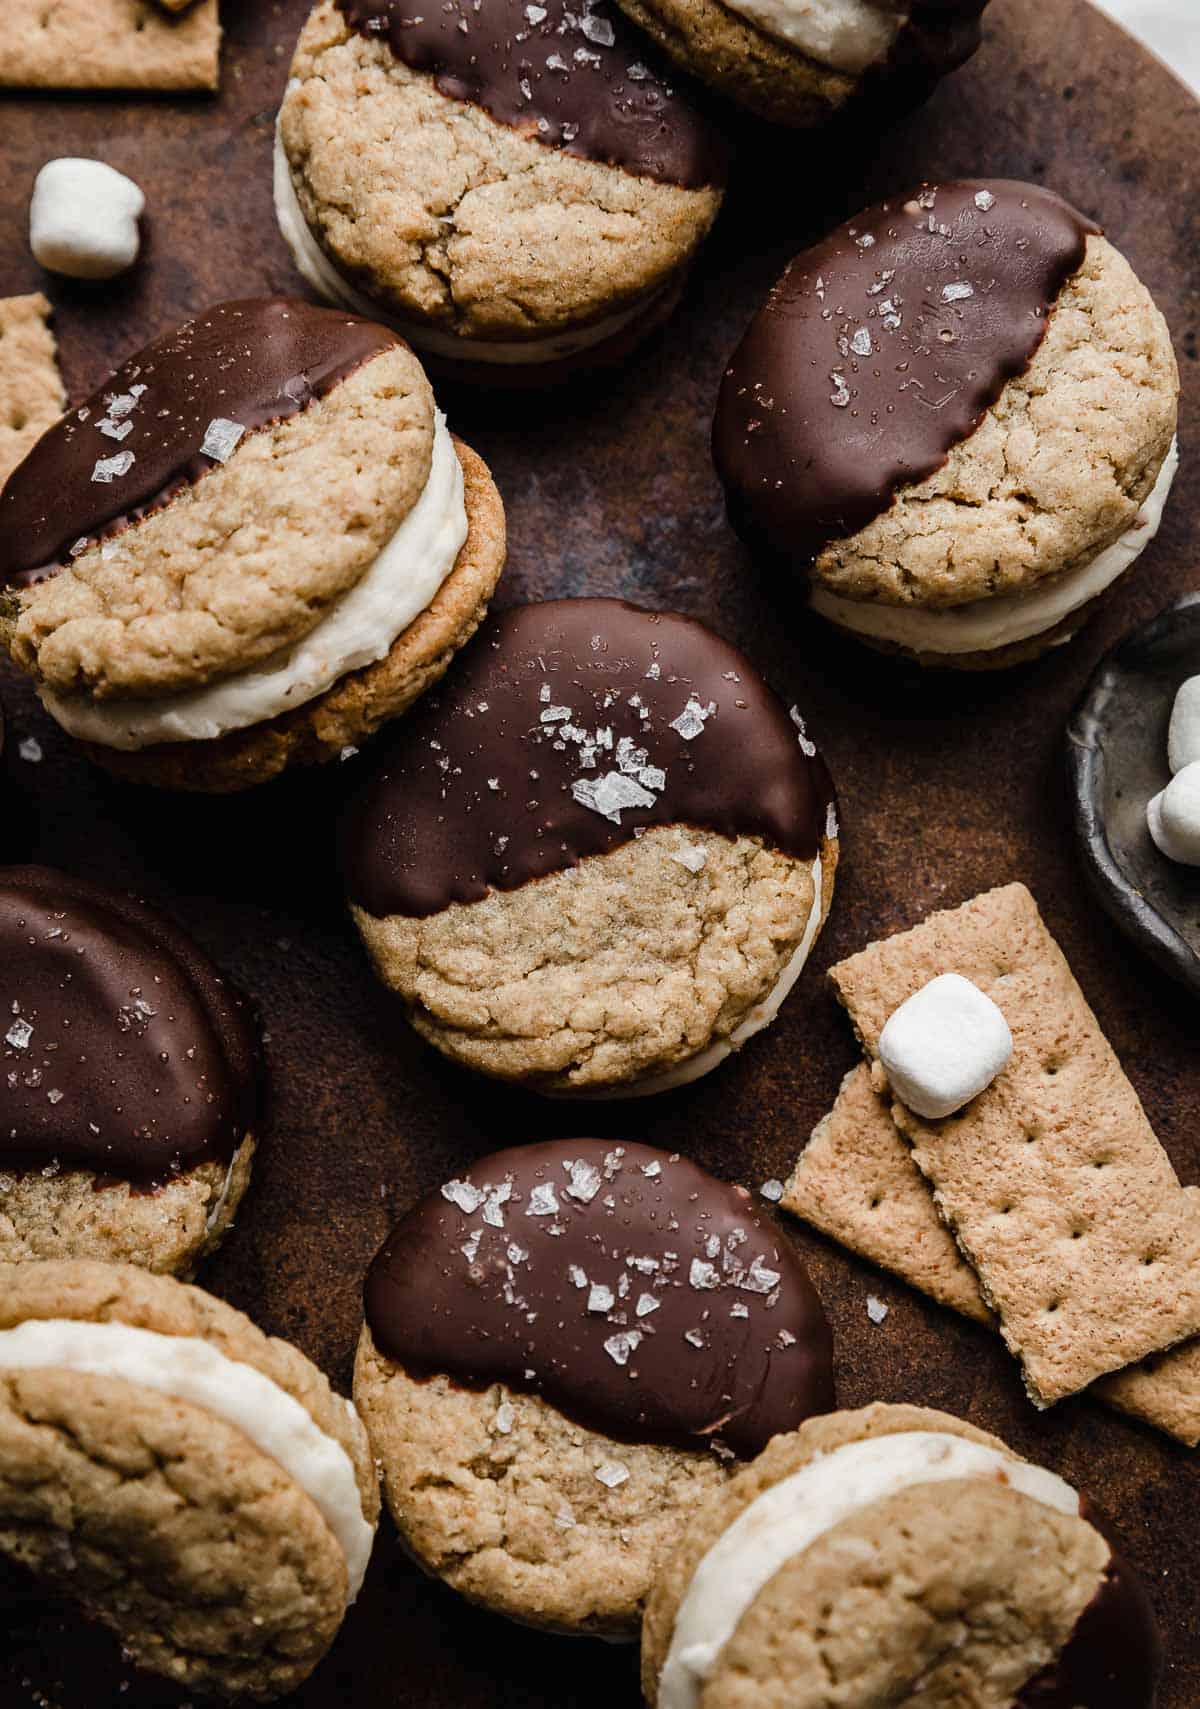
[0,294,65,492]
[828,882,1200,1407]
[0,0,220,91]
[783,1063,1200,1445]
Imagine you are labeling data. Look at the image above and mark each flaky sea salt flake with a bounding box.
[670,696,715,741]
[595,1460,629,1488]
[603,1330,641,1365]
[442,1178,483,1214]
[565,1158,603,1203]
[974,190,996,211]
[5,1019,33,1051]
[760,1179,784,1203]
[527,1182,560,1217]
[942,281,974,303]
[200,418,246,463]
[670,843,707,874]
[92,451,135,483]
[588,1284,615,1313]
[689,1258,719,1290]
[867,1294,889,1324]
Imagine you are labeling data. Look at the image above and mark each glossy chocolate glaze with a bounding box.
[0,299,400,588]
[889,0,990,82]
[335,0,724,190]
[364,1139,835,1455]
[1016,1547,1162,1707]
[0,866,260,1183]
[341,598,835,919]
[713,180,1099,570]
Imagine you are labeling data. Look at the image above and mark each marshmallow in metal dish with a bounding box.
[0,298,506,793]
[340,598,839,1097]
[878,971,1013,1119]
[610,0,989,126]
[0,865,261,1275]
[642,1401,1162,1709]
[0,1260,379,1701]
[30,158,145,281]
[1148,764,1200,867]
[353,1138,834,1638]
[1068,593,1200,997]
[714,180,1180,670]
[274,0,725,381]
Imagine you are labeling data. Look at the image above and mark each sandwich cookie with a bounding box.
[275,0,726,379]
[610,0,988,127]
[0,1260,379,1701]
[714,181,1180,669]
[0,866,261,1276]
[0,298,506,791]
[642,1402,1162,1709]
[354,1139,834,1636]
[341,598,838,1096]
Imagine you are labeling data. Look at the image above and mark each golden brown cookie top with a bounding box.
[4,299,436,699]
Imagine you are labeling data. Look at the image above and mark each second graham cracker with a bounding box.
[784,1063,1200,1446]
[0,0,220,91]
[828,882,1200,1408]
[0,295,65,492]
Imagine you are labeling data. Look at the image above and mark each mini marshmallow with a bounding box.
[1168,676,1200,775]
[1147,762,1200,867]
[30,159,145,282]
[878,972,1014,1121]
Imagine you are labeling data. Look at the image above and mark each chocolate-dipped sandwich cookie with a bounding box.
[612,0,988,127]
[0,1260,379,1700]
[341,598,838,1095]
[642,1402,1162,1709]
[714,181,1179,669]
[0,299,506,791]
[0,867,260,1275]
[354,1140,834,1636]
[275,1,725,378]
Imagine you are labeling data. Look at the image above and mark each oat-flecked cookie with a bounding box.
[829,883,1200,1407]
[0,295,64,489]
[0,1260,379,1701]
[784,1063,1200,1447]
[642,1401,1162,1709]
[341,598,838,1096]
[276,0,725,378]
[0,0,220,91]
[715,180,1180,669]
[0,866,261,1276]
[0,298,506,792]
[614,0,986,127]
[353,1140,834,1636]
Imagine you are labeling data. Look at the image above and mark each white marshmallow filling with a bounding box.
[717,0,905,72]
[658,1430,1083,1709]
[273,124,671,367]
[40,410,468,751]
[810,438,1179,656]
[0,1318,375,1603]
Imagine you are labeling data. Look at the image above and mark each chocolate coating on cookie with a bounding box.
[341,598,834,918]
[0,867,260,1183]
[1016,1548,1161,1708]
[336,0,724,190]
[365,1140,834,1455]
[713,181,1099,569]
[0,299,400,589]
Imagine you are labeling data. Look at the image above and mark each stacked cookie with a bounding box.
[341,597,839,1095]
[0,298,506,791]
[714,179,1180,668]
[786,882,1200,1442]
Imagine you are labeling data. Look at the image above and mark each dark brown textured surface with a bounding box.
[0,0,1196,1703]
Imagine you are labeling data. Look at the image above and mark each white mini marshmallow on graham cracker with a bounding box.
[828,882,1200,1408]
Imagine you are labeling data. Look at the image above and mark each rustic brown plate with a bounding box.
[1069,594,1200,997]
[1,0,1198,1703]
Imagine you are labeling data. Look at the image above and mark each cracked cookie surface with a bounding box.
[8,342,435,701]
[87,435,507,792]
[0,1135,255,1276]
[354,1323,731,1638]
[811,236,1179,611]
[352,824,835,1093]
[279,2,723,341]
[0,1261,379,1700]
